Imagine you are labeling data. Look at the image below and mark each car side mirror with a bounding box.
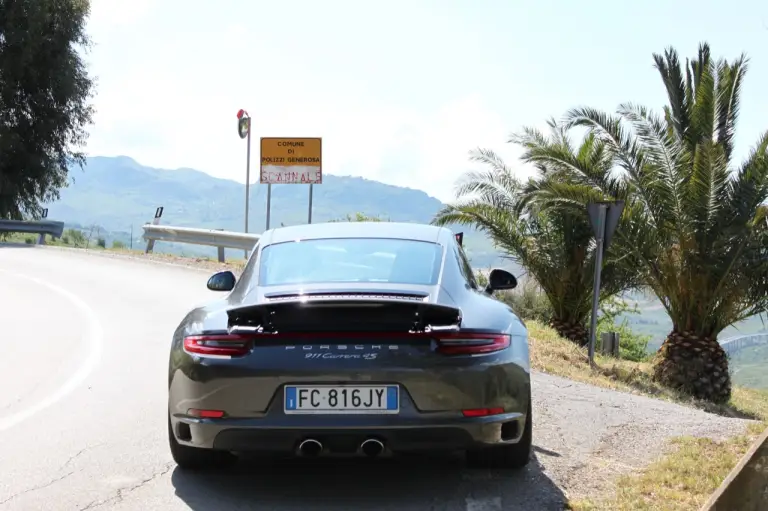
[484,268,517,294]
[207,271,236,292]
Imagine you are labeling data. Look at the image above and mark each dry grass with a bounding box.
[527,320,768,420]
[567,423,765,511]
[526,320,768,511]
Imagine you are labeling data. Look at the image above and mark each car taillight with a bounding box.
[434,333,510,355]
[183,334,252,357]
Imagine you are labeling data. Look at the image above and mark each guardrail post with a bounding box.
[600,332,620,357]
[216,229,225,262]
[145,207,164,254]
[39,209,49,245]
[145,228,155,254]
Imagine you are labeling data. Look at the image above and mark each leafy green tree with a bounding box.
[0,0,95,219]
[432,129,638,345]
[530,43,768,403]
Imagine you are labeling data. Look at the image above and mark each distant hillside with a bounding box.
[46,156,517,271]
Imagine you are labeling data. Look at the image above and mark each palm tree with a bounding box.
[542,43,768,403]
[431,126,638,345]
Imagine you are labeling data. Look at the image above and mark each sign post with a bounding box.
[37,208,50,244]
[260,137,322,228]
[145,206,164,254]
[237,109,252,258]
[586,200,625,365]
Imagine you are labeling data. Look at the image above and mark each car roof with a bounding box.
[261,221,450,246]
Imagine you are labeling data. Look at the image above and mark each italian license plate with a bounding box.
[284,385,399,414]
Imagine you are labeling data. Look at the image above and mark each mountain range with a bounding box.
[46,156,511,269]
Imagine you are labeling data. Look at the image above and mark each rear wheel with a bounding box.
[466,397,532,470]
[168,414,236,470]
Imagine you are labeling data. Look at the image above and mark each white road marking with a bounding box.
[465,496,502,510]
[0,269,104,432]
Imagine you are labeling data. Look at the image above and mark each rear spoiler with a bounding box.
[226,295,463,334]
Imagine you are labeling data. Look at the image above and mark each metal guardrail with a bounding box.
[141,224,260,262]
[719,332,768,356]
[0,219,65,245]
[700,425,768,511]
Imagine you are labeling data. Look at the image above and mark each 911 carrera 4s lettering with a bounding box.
[304,352,379,360]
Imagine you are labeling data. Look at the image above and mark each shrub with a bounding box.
[112,240,125,249]
[96,237,106,248]
[64,228,86,247]
[499,283,554,324]
[478,270,650,361]
[476,271,554,324]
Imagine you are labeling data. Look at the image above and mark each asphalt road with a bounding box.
[0,245,567,511]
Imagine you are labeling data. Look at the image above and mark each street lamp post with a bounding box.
[237,109,252,258]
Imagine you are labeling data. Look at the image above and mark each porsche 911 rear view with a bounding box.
[167,222,532,471]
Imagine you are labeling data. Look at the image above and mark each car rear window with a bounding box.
[258,237,443,286]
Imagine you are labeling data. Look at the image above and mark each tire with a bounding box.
[466,397,532,470]
[168,415,236,471]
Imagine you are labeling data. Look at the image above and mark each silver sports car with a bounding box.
[167,222,532,470]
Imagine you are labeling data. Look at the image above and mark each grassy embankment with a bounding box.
[527,321,768,511]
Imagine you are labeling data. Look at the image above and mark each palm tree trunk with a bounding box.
[653,331,731,404]
[549,318,589,346]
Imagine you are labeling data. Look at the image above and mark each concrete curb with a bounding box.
[700,426,768,511]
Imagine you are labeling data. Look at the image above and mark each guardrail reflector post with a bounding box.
[600,332,620,357]
[145,207,163,254]
[216,229,225,262]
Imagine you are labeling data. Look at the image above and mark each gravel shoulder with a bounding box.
[532,371,754,501]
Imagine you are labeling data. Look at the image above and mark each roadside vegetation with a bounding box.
[436,41,768,509]
[435,41,768,407]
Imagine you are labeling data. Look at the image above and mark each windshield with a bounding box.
[258,237,443,286]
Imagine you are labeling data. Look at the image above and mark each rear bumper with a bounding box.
[171,412,526,453]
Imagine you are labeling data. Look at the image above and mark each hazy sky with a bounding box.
[85,0,768,203]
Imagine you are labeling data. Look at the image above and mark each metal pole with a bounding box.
[266,184,272,230]
[588,204,607,365]
[308,184,314,224]
[244,127,251,258]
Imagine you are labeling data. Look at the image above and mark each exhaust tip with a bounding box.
[360,438,385,458]
[298,438,323,457]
